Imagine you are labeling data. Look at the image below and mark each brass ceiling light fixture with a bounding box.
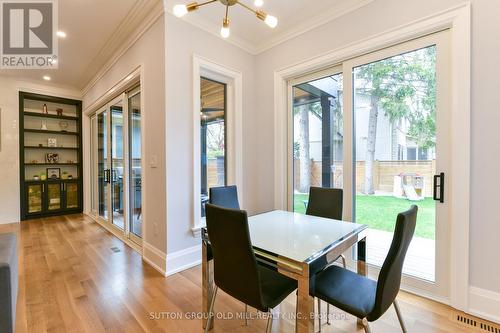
[173,0,278,39]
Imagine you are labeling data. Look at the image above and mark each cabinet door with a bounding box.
[46,182,62,211]
[26,183,44,215]
[64,181,79,210]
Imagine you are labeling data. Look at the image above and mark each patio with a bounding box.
[367,228,435,281]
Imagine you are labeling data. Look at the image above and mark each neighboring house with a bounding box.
[294,90,435,163]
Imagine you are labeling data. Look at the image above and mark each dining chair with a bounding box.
[305,186,346,328]
[205,204,297,333]
[312,205,418,333]
[209,185,240,209]
[208,185,250,323]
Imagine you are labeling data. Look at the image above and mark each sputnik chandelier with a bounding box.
[173,0,278,38]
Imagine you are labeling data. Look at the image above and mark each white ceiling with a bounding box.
[165,0,373,53]
[0,0,159,89]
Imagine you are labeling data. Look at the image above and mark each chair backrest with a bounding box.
[209,185,240,209]
[306,187,343,220]
[205,204,264,311]
[369,205,418,321]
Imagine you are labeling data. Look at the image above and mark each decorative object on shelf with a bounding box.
[56,108,63,116]
[61,171,68,180]
[38,143,43,147]
[47,138,57,147]
[172,0,278,39]
[46,167,60,179]
[66,159,74,163]
[40,173,47,181]
[30,159,38,164]
[40,120,48,130]
[43,104,48,114]
[59,120,68,132]
[33,175,40,181]
[67,175,73,179]
[45,153,60,164]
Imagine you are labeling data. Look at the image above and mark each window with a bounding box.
[407,147,417,160]
[200,77,226,217]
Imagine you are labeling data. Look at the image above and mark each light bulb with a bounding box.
[254,0,263,7]
[173,4,188,17]
[264,14,278,28]
[220,18,230,38]
[220,26,230,38]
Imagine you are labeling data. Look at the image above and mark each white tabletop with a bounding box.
[248,210,366,263]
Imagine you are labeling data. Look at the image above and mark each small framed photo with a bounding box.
[46,167,61,180]
[47,138,57,147]
[45,153,59,163]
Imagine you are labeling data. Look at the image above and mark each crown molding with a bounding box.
[254,0,375,54]
[80,0,164,94]
[164,0,373,55]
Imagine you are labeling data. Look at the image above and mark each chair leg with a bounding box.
[326,303,331,325]
[393,300,408,333]
[317,298,322,332]
[204,286,218,333]
[244,304,249,326]
[266,309,273,333]
[340,254,346,268]
[362,318,372,333]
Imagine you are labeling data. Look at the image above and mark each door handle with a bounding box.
[104,169,111,183]
[433,172,445,203]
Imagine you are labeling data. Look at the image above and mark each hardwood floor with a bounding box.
[0,214,475,332]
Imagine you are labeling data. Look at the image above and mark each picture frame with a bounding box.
[45,153,59,163]
[48,137,57,147]
[46,167,61,179]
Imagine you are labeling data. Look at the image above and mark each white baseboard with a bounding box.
[166,244,202,276]
[143,242,167,276]
[468,286,500,324]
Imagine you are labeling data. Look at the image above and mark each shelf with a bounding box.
[24,129,79,136]
[24,112,78,121]
[24,146,79,150]
[20,91,83,221]
[25,163,79,166]
[25,179,79,183]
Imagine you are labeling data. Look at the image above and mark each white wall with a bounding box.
[250,0,500,320]
[165,14,256,255]
[82,16,167,270]
[0,76,81,223]
[468,0,500,302]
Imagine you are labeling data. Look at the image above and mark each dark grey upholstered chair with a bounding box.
[312,205,418,333]
[0,233,18,333]
[305,186,346,329]
[209,185,240,209]
[205,204,297,333]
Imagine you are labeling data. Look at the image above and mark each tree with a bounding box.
[356,46,436,194]
[296,104,311,193]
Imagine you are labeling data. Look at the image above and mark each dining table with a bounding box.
[201,210,368,333]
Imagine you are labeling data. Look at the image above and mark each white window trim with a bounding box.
[191,55,243,237]
[273,3,470,311]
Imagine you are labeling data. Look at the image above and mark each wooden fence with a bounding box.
[294,159,436,197]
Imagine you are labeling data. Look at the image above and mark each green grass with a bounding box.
[294,194,435,239]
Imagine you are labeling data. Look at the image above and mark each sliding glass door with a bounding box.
[128,88,142,239]
[110,99,125,230]
[289,31,451,297]
[91,87,142,245]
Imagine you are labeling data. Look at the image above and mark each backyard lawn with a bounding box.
[294,194,435,239]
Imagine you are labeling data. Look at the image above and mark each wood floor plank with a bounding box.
[0,215,488,333]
